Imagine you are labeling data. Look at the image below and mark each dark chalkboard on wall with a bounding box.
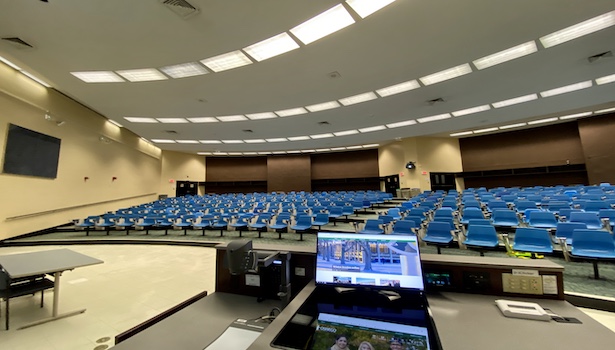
[2,123,61,179]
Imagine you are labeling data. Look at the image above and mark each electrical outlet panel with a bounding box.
[502,273,543,295]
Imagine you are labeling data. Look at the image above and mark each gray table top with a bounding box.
[0,248,103,278]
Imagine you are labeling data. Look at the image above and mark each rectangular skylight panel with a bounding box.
[244,139,266,143]
[216,115,248,122]
[245,112,277,120]
[528,117,558,125]
[338,92,378,106]
[156,118,188,123]
[187,117,219,123]
[346,0,396,19]
[596,73,615,85]
[124,117,159,123]
[310,133,334,139]
[243,33,300,61]
[222,140,244,144]
[417,113,451,123]
[199,140,222,144]
[266,138,288,142]
[151,139,176,143]
[176,140,199,144]
[594,107,615,114]
[419,63,472,86]
[359,125,386,133]
[499,123,527,130]
[559,112,592,120]
[290,4,356,45]
[116,68,167,82]
[473,41,538,70]
[540,10,615,48]
[274,107,308,117]
[540,80,592,98]
[200,51,253,72]
[288,136,311,141]
[492,94,538,108]
[160,62,209,78]
[21,71,51,87]
[450,131,473,136]
[305,101,341,112]
[0,56,21,70]
[333,130,359,136]
[375,80,420,97]
[386,120,417,128]
[71,71,125,83]
[451,105,491,117]
[473,127,498,134]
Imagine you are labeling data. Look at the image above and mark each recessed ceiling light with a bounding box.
[492,93,538,108]
[286,150,301,154]
[151,139,176,143]
[213,152,228,156]
[316,148,331,152]
[274,107,308,117]
[243,32,300,61]
[244,139,266,143]
[108,119,123,127]
[539,10,615,48]
[362,144,380,148]
[160,62,209,78]
[0,55,21,70]
[473,127,498,134]
[450,131,473,137]
[156,118,188,123]
[21,71,51,87]
[333,130,359,136]
[330,147,347,151]
[216,115,247,122]
[359,125,386,133]
[419,64,472,86]
[451,105,491,117]
[222,140,244,144]
[124,117,159,123]
[472,41,538,70]
[288,136,311,141]
[71,71,125,83]
[199,140,222,144]
[346,145,363,150]
[301,149,316,153]
[228,152,243,156]
[499,122,527,130]
[290,4,356,45]
[528,117,559,125]
[200,50,253,72]
[243,152,258,155]
[596,73,615,85]
[540,80,593,98]
[375,80,420,97]
[338,92,378,106]
[417,113,451,123]
[386,120,417,128]
[594,107,615,114]
[272,151,287,155]
[187,117,219,123]
[266,138,288,142]
[258,151,272,155]
[176,140,199,144]
[116,68,167,82]
[346,0,396,18]
[305,101,341,112]
[559,112,592,120]
[310,133,335,139]
[245,112,277,120]
[198,152,212,155]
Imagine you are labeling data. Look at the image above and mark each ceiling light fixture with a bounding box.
[338,91,378,106]
[386,120,417,128]
[594,107,615,114]
[108,119,123,128]
[71,71,125,83]
[492,93,538,108]
[417,113,451,123]
[333,130,359,136]
[559,112,592,120]
[472,41,538,70]
[305,101,341,112]
[274,107,308,117]
[596,73,615,85]
[156,118,189,123]
[216,115,248,122]
[359,125,386,133]
[540,80,593,98]
[346,0,396,19]
[266,138,288,142]
[151,139,176,143]
[244,139,266,143]
[450,131,473,137]
[528,117,559,125]
[451,105,491,117]
[243,32,300,61]
[316,148,331,152]
[159,62,209,78]
[20,71,51,87]
[124,117,159,123]
[290,4,355,45]
[288,136,311,141]
[473,127,498,134]
[419,63,472,86]
[199,140,222,144]
[0,55,22,70]
[176,140,199,144]
[499,122,527,130]
[200,50,253,72]
[187,117,219,123]
[221,140,244,144]
[310,133,335,139]
[346,145,363,150]
[539,10,615,48]
[245,112,277,120]
[375,80,420,97]
[116,68,167,82]
[362,144,380,148]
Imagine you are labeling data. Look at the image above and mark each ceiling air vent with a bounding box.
[160,0,200,19]
[1,37,34,49]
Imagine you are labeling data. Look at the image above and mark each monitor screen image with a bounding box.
[315,232,424,291]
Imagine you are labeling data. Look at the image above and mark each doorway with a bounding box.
[383,174,400,197]
[175,181,198,197]
[430,173,456,192]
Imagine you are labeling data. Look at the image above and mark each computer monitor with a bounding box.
[225,239,257,275]
[315,232,424,292]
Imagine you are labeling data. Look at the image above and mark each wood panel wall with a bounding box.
[311,149,379,179]
[205,157,267,181]
[577,112,615,185]
[267,155,311,192]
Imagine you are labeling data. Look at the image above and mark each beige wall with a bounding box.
[159,151,206,197]
[0,64,161,240]
[379,137,464,192]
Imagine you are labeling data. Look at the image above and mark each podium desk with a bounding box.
[0,248,103,329]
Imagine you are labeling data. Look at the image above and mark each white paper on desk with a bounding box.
[203,326,261,350]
